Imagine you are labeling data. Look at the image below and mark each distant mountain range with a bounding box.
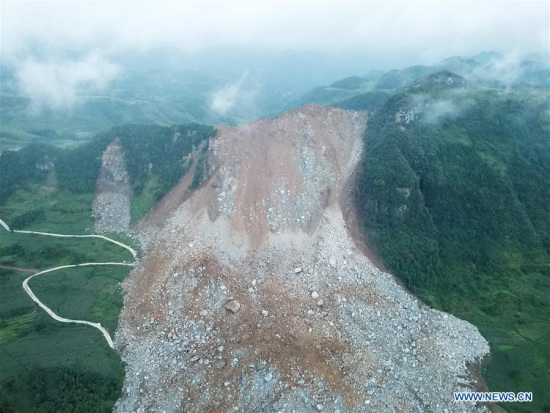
[288,51,550,110]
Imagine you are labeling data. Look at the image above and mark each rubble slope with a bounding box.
[92,138,131,233]
[115,104,489,413]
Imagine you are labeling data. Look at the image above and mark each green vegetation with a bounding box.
[0,262,128,413]
[359,76,550,412]
[0,368,123,413]
[189,140,210,191]
[1,123,215,222]
[286,71,385,110]
[0,121,214,411]
[334,91,390,112]
[0,177,135,412]
[0,143,57,203]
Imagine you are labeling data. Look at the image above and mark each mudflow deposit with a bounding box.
[114,104,490,413]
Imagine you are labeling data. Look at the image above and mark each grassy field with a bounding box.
[130,175,163,223]
[419,262,550,411]
[0,185,135,412]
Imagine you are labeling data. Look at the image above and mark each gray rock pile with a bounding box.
[92,138,131,233]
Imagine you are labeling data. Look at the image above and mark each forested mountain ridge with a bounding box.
[0,122,214,412]
[290,52,550,112]
[0,123,215,225]
[358,71,550,412]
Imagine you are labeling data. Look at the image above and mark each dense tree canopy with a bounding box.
[358,79,550,412]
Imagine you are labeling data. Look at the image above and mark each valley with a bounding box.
[0,50,548,412]
[0,217,137,348]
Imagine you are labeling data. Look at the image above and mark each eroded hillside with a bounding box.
[114,104,489,412]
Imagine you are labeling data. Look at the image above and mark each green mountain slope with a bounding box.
[0,123,214,413]
[285,70,385,109]
[291,52,549,113]
[359,71,550,412]
[1,123,215,223]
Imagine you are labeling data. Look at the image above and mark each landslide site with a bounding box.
[113,104,490,413]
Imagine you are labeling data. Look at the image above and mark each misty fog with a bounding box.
[1,1,548,122]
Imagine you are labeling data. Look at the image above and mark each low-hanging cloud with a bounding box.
[469,52,548,90]
[2,2,548,65]
[15,53,120,112]
[211,83,241,115]
[413,91,476,125]
[210,77,257,117]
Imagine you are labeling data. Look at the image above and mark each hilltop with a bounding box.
[114,104,489,412]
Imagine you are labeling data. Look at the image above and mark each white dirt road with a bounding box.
[0,217,136,349]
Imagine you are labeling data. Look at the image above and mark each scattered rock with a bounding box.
[225,300,241,313]
[311,291,320,299]
[261,310,269,317]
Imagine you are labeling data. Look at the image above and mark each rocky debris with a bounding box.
[92,138,131,233]
[225,300,241,313]
[115,104,489,413]
[261,310,269,317]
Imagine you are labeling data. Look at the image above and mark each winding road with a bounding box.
[0,218,137,349]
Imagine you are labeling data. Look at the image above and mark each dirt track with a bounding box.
[0,264,38,275]
[0,218,136,349]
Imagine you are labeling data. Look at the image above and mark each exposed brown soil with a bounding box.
[0,265,38,275]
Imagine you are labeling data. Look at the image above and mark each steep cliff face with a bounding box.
[92,138,131,233]
[115,104,489,413]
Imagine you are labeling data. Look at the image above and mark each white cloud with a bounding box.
[211,76,257,116]
[413,91,476,125]
[15,53,120,112]
[211,83,241,115]
[1,1,548,63]
[1,1,547,113]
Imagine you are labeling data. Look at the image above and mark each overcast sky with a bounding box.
[1,1,548,113]
[2,1,549,64]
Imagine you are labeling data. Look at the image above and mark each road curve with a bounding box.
[0,218,136,349]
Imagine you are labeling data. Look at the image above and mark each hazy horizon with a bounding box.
[1,1,549,122]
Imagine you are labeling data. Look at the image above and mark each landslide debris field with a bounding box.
[115,104,490,412]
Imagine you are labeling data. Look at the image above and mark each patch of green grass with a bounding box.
[130,175,162,223]
[0,185,135,412]
[0,310,37,344]
[497,344,515,351]
[420,265,550,412]
[31,266,127,337]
